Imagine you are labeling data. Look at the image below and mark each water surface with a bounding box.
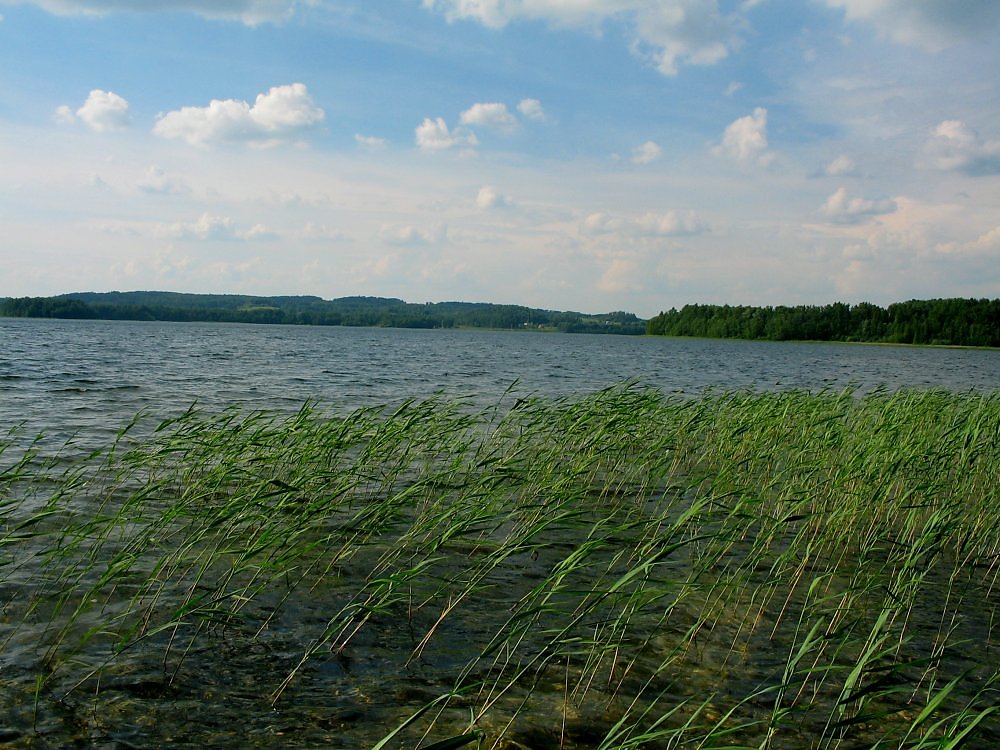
[2,318,997,454]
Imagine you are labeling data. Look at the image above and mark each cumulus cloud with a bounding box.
[421,1,745,76]
[476,185,512,209]
[582,209,705,237]
[713,107,771,163]
[923,120,1000,176]
[415,117,478,152]
[632,1,741,76]
[4,0,307,26]
[153,83,324,148]
[517,98,546,121]
[824,0,1000,51]
[935,226,1000,257]
[156,213,274,241]
[631,140,663,165]
[57,89,130,132]
[459,102,519,133]
[821,187,897,224]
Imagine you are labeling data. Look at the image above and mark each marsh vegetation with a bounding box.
[1,385,998,747]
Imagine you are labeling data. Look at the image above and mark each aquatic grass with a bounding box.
[0,385,998,747]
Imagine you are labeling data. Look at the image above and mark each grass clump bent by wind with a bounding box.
[0,385,998,748]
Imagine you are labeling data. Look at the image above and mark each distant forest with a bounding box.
[3,293,996,346]
[646,298,1000,347]
[0,291,645,335]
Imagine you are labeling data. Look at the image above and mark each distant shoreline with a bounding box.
[0,291,646,336]
[2,292,997,348]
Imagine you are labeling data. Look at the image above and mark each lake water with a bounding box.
[2,317,998,455]
[2,317,999,748]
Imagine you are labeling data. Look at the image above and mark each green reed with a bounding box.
[1,385,997,748]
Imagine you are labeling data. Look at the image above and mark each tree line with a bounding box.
[646,299,999,347]
[0,292,646,335]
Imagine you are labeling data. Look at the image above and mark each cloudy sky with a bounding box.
[1,1,998,316]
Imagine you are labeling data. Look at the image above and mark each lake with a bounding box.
[1,318,999,749]
[2,317,997,455]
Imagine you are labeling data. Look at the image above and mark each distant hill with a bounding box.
[0,291,646,335]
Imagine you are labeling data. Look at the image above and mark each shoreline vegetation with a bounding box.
[1,385,998,747]
[646,299,1000,348]
[1,291,998,348]
[0,291,646,335]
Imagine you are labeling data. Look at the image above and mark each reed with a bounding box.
[1,386,997,747]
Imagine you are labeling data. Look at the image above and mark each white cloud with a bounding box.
[723,81,743,97]
[64,89,130,132]
[3,0,306,25]
[421,1,744,76]
[153,83,324,148]
[713,107,771,163]
[824,0,1000,51]
[459,102,519,133]
[243,223,277,241]
[156,213,274,241]
[823,154,860,177]
[632,1,741,76]
[517,98,546,121]
[420,0,623,29]
[476,185,511,209]
[378,223,442,246]
[136,165,188,195]
[414,117,478,152]
[631,140,662,165]
[355,133,386,151]
[582,209,705,237]
[923,120,1000,176]
[821,187,896,224]
[597,257,642,293]
[935,226,1000,257]
[636,211,705,236]
[53,104,75,125]
[300,222,348,242]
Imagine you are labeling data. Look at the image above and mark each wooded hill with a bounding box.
[0,291,645,335]
[4,293,996,346]
[646,299,1000,347]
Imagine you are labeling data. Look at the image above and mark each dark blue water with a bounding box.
[1,317,998,453]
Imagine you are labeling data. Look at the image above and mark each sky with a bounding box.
[1,1,998,317]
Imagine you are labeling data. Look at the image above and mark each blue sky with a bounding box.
[1,1,998,316]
